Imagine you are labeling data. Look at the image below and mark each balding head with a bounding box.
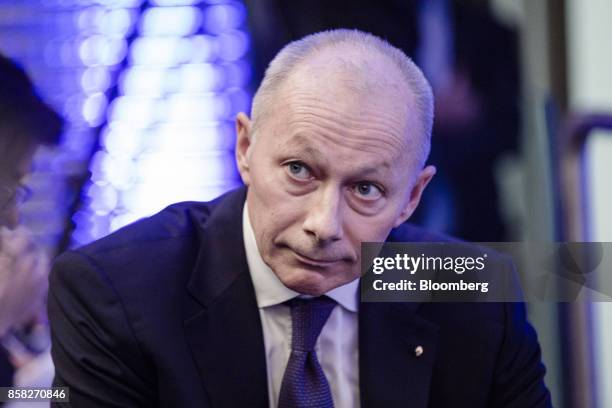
[250,29,434,170]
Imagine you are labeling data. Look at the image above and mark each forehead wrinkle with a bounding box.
[282,94,412,153]
[288,119,404,161]
[291,102,407,140]
[286,111,408,157]
[285,90,408,132]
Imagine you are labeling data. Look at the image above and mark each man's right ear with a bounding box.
[235,112,252,186]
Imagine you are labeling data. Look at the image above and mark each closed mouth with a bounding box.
[292,250,340,267]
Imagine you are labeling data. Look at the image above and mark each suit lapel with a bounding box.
[359,301,439,408]
[358,223,442,408]
[183,188,269,407]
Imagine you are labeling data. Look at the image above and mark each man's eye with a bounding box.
[286,162,311,180]
[354,182,382,200]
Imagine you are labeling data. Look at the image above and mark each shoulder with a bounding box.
[66,185,245,260]
[49,203,203,316]
[58,202,205,278]
[76,200,213,257]
[52,187,245,297]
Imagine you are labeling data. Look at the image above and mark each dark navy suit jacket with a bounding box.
[48,187,551,407]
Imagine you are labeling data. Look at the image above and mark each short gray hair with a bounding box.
[250,29,434,168]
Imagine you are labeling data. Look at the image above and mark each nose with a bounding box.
[302,187,343,244]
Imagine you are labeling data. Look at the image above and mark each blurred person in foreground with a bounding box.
[48,30,550,407]
[0,54,63,394]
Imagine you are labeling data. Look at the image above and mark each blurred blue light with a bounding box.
[151,0,201,5]
[82,92,108,126]
[81,66,111,92]
[90,150,137,191]
[75,0,251,243]
[134,152,235,182]
[104,154,137,191]
[87,213,111,240]
[148,123,233,151]
[179,63,223,92]
[109,96,156,127]
[223,60,250,87]
[89,150,109,183]
[120,181,192,217]
[127,183,237,205]
[101,37,128,65]
[140,6,202,36]
[79,34,105,65]
[202,3,246,34]
[165,93,230,122]
[101,122,141,156]
[130,36,185,66]
[71,210,93,246]
[79,35,127,66]
[63,93,86,123]
[93,0,145,8]
[217,29,249,61]
[227,88,251,115]
[87,181,119,215]
[76,6,105,32]
[189,34,217,62]
[100,8,135,36]
[44,39,80,67]
[119,66,166,96]
[121,154,239,208]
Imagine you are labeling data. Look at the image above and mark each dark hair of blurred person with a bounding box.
[0,54,63,228]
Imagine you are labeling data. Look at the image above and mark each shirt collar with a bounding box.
[242,202,359,313]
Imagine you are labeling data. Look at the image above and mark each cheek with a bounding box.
[248,181,304,250]
[344,212,400,246]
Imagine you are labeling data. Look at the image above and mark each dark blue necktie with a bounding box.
[278,296,337,408]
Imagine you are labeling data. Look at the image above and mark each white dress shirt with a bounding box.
[243,203,360,408]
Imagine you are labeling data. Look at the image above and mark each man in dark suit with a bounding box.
[48,30,550,407]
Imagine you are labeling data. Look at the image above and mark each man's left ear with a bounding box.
[394,165,436,227]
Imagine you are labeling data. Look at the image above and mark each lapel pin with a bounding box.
[414,345,424,357]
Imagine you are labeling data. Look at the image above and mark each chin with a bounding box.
[287,282,328,296]
[276,267,332,296]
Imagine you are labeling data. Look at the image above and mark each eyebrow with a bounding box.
[287,134,317,150]
[281,134,394,178]
[278,133,323,158]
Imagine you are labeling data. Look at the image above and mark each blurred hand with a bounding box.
[0,226,49,337]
